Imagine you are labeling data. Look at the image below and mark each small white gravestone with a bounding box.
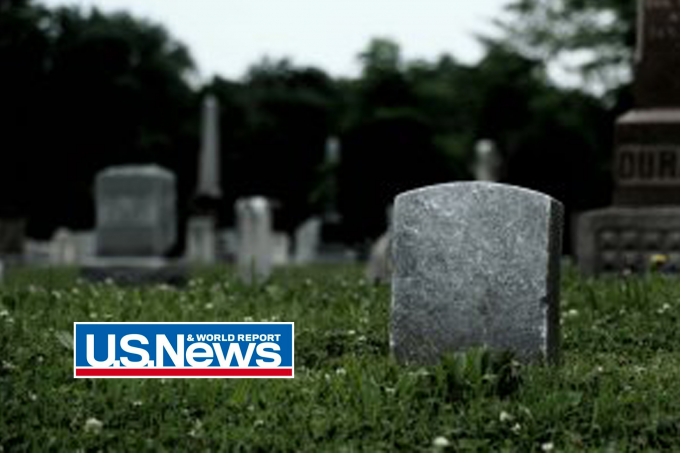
[366,205,394,284]
[473,139,502,182]
[50,228,78,265]
[271,233,290,266]
[236,197,273,283]
[391,182,563,365]
[186,216,217,265]
[294,217,322,265]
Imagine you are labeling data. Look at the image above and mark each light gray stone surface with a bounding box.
[95,165,177,257]
[236,197,273,283]
[391,182,563,365]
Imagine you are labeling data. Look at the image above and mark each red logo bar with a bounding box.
[76,368,293,377]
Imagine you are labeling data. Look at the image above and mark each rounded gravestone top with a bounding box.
[97,165,175,181]
[396,182,560,206]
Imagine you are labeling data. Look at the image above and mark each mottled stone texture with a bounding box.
[95,165,177,257]
[577,207,680,274]
[391,182,563,365]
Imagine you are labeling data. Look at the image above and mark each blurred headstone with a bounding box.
[50,228,77,265]
[271,232,290,266]
[577,0,680,273]
[391,182,563,365]
[186,217,217,265]
[82,165,185,285]
[366,205,394,284]
[236,197,273,284]
[95,165,176,257]
[473,139,502,182]
[294,217,322,265]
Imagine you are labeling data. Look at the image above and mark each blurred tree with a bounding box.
[207,59,341,231]
[498,0,636,93]
[0,0,50,217]
[3,4,198,237]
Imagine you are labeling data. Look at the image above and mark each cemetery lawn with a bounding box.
[2,267,680,451]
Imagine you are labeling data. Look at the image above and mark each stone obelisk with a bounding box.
[187,94,221,264]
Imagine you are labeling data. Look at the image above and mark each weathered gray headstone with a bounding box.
[95,165,176,257]
[391,182,563,364]
[294,217,322,265]
[577,0,680,273]
[236,197,273,283]
[186,216,217,265]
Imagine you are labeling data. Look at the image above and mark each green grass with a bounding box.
[2,265,680,451]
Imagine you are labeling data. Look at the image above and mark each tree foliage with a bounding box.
[498,0,637,90]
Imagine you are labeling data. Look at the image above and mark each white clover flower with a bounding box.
[499,411,513,422]
[84,417,103,434]
[432,436,451,448]
[511,423,522,434]
[542,442,555,452]
[335,367,347,376]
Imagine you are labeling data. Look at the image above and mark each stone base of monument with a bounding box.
[80,257,188,286]
[576,207,680,274]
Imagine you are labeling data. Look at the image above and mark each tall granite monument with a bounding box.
[577,0,680,273]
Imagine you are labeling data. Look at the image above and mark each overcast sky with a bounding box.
[38,0,509,81]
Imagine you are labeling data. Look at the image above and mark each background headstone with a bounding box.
[391,182,563,365]
[186,216,217,265]
[294,217,321,265]
[366,205,394,284]
[271,232,290,266]
[50,228,77,265]
[473,139,502,182]
[577,0,680,273]
[236,197,273,283]
[95,165,177,257]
